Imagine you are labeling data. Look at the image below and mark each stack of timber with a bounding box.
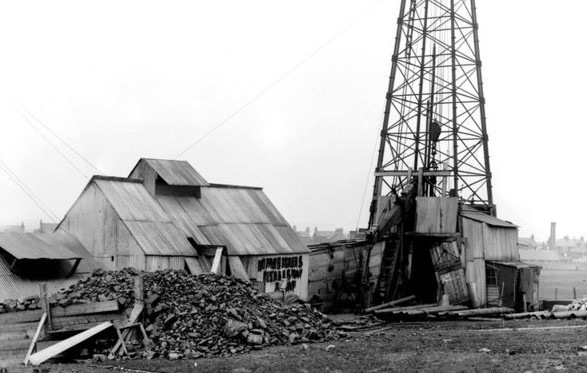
[373,304,515,321]
[504,310,587,320]
[308,240,383,312]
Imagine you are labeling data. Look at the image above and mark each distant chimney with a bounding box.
[550,222,556,250]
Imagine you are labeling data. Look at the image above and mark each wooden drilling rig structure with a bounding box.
[367,0,540,310]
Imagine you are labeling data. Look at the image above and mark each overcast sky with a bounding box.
[0,0,585,242]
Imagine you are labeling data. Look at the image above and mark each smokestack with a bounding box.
[550,222,556,250]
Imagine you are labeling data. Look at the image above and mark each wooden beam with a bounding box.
[210,247,224,274]
[28,322,113,365]
[108,303,144,359]
[67,259,81,278]
[51,300,119,318]
[228,256,250,282]
[365,295,416,313]
[24,312,47,365]
[39,283,53,332]
[375,170,451,177]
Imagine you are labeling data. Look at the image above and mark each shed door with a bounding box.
[430,241,469,304]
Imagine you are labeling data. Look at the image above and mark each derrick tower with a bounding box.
[369,0,493,229]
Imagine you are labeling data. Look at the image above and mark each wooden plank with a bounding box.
[28,322,113,365]
[24,312,47,365]
[210,247,223,274]
[108,303,144,359]
[450,307,515,317]
[0,309,43,324]
[51,301,119,318]
[374,303,437,315]
[52,312,125,329]
[365,295,416,313]
[228,256,250,282]
[39,283,53,332]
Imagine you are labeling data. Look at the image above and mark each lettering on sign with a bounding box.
[258,256,304,292]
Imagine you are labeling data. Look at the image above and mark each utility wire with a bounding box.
[355,113,384,231]
[0,160,60,222]
[175,0,385,158]
[16,103,103,174]
[15,107,89,179]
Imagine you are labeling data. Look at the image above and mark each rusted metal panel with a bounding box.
[415,197,458,234]
[124,221,196,256]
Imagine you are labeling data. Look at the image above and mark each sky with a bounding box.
[0,0,585,242]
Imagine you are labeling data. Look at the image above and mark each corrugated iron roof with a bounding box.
[487,260,541,269]
[124,221,196,256]
[461,211,517,228]
[154,186,309,256]
[141,158,209,186]
[0,232,87,260]
[95,178,171,222]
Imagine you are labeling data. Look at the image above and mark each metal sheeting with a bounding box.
[154,186,308,256]
[124,221,197,256]
[0,252,89,301]
[95,179,170,222]
[462,212,517,228]
[0,232,85,260]
[144,159,209,186]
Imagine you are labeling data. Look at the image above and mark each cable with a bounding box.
[15,108,89,179]
[0,160,59,222]
[16,103,103,174]
[355,113,384,231]
[175,0,385,159]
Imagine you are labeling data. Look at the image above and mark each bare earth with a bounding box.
[8,319,587,373]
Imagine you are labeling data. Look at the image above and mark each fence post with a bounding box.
[555,287,558,300]
[573,287,577,300]
[39,283,53,333]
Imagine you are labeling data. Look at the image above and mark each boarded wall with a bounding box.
[308,242,382,310]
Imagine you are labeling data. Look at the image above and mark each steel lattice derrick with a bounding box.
[368,0,493,229]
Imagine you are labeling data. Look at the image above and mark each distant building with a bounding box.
[0,222,25,233]
[34,219,57,234]
[312,227,347,244]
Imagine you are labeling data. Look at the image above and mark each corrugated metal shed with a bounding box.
[0,253,88,300]
[134,158,209,186]
[0,232,85,260]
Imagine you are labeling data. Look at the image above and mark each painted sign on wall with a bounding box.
[258,255,304,292]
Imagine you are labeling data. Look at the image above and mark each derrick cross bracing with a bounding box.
[369,0,494,228]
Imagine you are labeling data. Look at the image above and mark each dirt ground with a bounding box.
[8,319,587,373]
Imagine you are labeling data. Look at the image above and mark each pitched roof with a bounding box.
[461,211,517,228]
[154,185,309,255]
[93,177,198,257]
[131,158,209,186]
[0,231,87,260]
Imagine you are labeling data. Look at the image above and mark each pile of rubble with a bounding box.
[552,297,587,312]
[55,268,341,359]
[0,296,41,313]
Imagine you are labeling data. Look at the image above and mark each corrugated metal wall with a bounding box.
[462,217,519,305]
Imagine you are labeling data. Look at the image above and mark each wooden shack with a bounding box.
[307,239,383,311]
[58,158,310,300]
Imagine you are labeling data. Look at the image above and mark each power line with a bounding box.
[16,103,103,174]
[15,107,89,179]
[0,160,59,222]
[175,0,384,159]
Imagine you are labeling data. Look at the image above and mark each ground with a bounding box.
[539,268,587,300]
[9,318,587,373]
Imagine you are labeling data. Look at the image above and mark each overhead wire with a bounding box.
[15,107,89,180]
[175,0,385,159]
[16,103,103,174]
[0,159,60,222]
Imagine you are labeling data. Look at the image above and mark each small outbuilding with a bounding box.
[58,158,310,300]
